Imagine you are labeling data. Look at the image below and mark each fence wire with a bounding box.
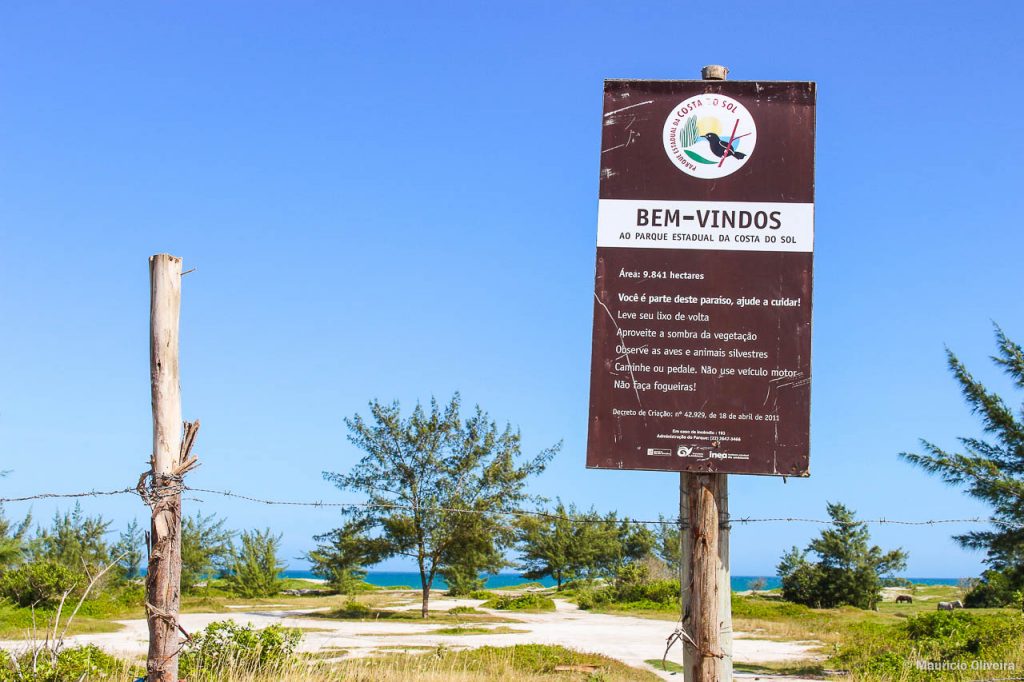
[1,485,1021,530]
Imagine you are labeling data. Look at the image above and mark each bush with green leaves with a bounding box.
[964,566,1024,608]
[0,644,131,681]
[338,598,372,617]
[0,560,79,607]
[832,610,1024,679]
[575,562,679,611]
[468,589,499,600]
[448,605,481,615]
[481,593,555,611]
[179,620,300,680]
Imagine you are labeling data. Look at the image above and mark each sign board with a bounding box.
[586,80,815,476]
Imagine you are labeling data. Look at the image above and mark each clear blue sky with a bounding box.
[1,1,1022,578]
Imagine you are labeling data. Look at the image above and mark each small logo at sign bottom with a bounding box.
[646,448,672,457]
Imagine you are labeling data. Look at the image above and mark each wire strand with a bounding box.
[1,485,1021,530]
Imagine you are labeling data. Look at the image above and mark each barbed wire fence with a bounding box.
[4,483,1024,682]
[2,484,1022,530]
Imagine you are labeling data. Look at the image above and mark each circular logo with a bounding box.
[663,94,757,179]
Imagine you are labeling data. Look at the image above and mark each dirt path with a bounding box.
[0,598,824,681]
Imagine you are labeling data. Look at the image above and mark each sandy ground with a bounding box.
[0,597,824,681]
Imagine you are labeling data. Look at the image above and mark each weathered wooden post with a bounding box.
[145,254,199,681]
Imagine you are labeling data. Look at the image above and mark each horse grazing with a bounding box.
[895,595,913,604]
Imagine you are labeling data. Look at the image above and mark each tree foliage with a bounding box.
[901,326,1024,605]
[777,503,907,609]
[227,528,285,598]
[654,514,681,574]
[438,511,507,596]
[324,394,557,616]
[0,560,79,607]
[306,520,373,593]
[517,501,655,589]
[30,503,111,576]
[0,505,31,573]
[181,512,235,591]
[113,519,145,581]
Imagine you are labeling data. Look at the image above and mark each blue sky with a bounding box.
[1,1,1022,577]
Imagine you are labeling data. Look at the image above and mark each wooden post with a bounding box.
[717,476,733,682]
[679,64,733,682]
[147,254,184,682]
[678,473,692,677]
[686,474,721,681]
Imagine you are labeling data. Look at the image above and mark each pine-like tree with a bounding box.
[227,528,285,598]
[113,519,145,580]
[777,503,907,609]
[324,394,557,617]
[901,326,1024,605]
[181,512,235,591]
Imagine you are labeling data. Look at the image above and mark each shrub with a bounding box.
[574,563,679,611]
[448,606,482,615]
[0,560,79,607]
[468,589,499,600]
[180,620,300,680]
[965,568,1024,607]
[226,528,285,598]
[0,644,130,681]
[831,610,1024,679]
[481,593,556,611]
[331,599,372,618]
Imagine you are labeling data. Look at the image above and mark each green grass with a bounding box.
[330,644,660,681]
[492,582,547,592]
[644,658,684,674]
[734,661,827,676]
[0,585,451,639]
[311,606,520,624]
[428,625,530,636]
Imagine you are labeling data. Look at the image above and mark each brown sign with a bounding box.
[587,80,816,476]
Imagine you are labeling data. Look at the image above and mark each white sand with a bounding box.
[0,597,824,681]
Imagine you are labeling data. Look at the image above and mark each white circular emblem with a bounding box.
[663,94,757,179]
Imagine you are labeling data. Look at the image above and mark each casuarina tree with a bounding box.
[227,528,286,598]
[777,503,907,609]
[324,394,558,617]
[518,501,655,589]
[901,326,1024,605]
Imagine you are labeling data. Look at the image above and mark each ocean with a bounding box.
[281,570,960,592]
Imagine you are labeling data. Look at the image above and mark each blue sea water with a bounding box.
[281,570,960,592]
